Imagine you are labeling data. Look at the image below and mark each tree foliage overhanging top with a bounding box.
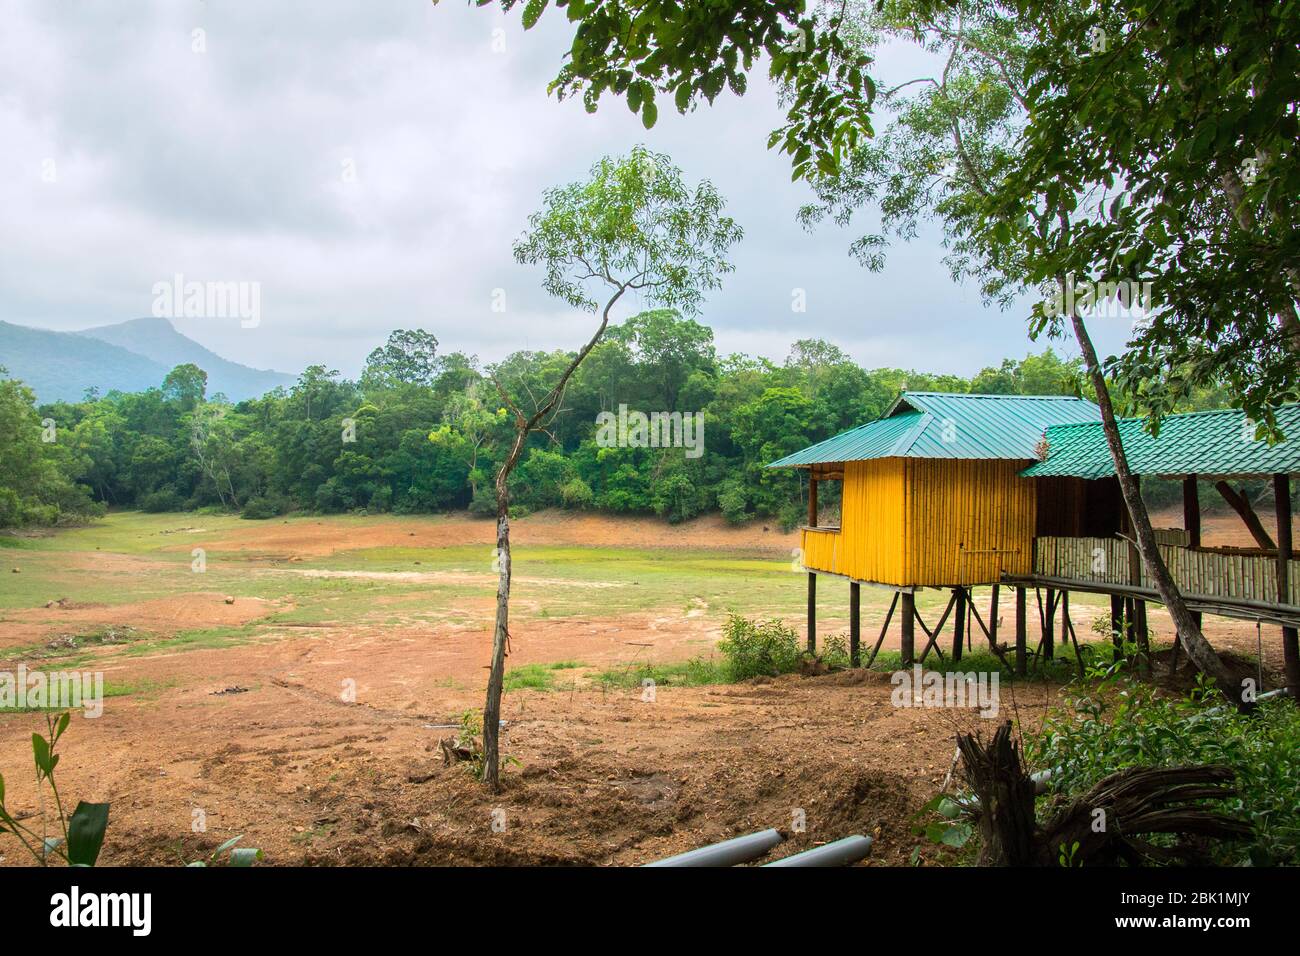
[472,0,876,181]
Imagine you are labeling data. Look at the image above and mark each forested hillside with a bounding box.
[0,311,1228,530]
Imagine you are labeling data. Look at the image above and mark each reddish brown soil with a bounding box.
[189,511,800,559]
[0,506,1291,868]
[0,620,1063,867]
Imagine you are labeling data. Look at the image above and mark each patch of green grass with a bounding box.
[502,661,589,692]
[591,657,727,689]
[119,623,261,657]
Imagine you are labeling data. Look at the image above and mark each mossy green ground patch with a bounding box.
[2,511,1113,677]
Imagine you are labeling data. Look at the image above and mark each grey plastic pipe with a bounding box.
[763,834,874,867]
[643,828,784,867]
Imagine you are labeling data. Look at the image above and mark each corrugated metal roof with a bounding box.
[767,391,1100,468]
[1022,403,1300,479]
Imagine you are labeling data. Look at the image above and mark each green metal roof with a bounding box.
[767,391,1100,468]
[1022,403,1300,479]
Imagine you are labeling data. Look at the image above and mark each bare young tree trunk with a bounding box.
[480,288,625,790]
[1066,309,1239,702]
[481,428,527,790]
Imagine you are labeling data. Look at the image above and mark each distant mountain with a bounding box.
[0,318,296,404]
[77,317,295,402]
[0,321,172,402]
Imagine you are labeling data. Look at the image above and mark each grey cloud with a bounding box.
[0,0,1128,381]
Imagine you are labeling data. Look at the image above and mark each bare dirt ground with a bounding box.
[0,507,1290,867]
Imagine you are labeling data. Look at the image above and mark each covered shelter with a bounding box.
[767,391,1102,667]
[1022,403,1300,692]
[769,393,1300,692]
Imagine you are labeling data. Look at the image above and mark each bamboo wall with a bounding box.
[1035,535,1300,606]
[798,456,1036,587]
[904,458,1036,585]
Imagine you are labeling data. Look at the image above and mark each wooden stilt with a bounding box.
[952,588,967,662]
[989,584,1000,646]
[806,476,818,656]
[849,581,861,668]
[965,588,1010,669]
[1135,599,1149,673]
[865,591,897,669]
[806,572,817,655]
[1043,587,1056,660]
[1275,473,1298,698]
[864,591,898,670]
[916,590,959,662]
[1110,594,1125,658]
[1015,587,1027,676]
[1061,591,1084,678]
[900,591,916,666]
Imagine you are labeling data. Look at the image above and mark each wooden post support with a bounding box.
[1060,590,1070,665]
[806,572,817,655]
[989,584,1000,646]
[1215,480,1276,550]
[1015,587,1027,676]
[806,474,818,656]
[1275,473,1299,698]
[1110,594,1125,657]
[1135,599,1149,672]
[952,588,966,662]
[849,581,861,668]
[1043,588,1055,660]
[900,591,915,666]
[1183,474,1201,548]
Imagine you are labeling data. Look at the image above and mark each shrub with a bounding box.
[717,614,803,680]
[241,496,285,520]
[560,477,594,509]
[1025,669,1300,866]
[716,480,749,524]
[820,632,851,669]
[468,486,497,516]
[140,489,185,513]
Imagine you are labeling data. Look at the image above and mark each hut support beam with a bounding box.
[849,581,861,667]
[806,475,818,655]
[900,592,915,666]
[1171,475,1203,674]
[864,591,898,670]
[1215,480,1276,551]
[1043,588,1055,660]
[806,573,816,655]
[1110,595,1125,658]
[951,588,967,662]
[1276,474,1299,699]
[917,590,959,663]
[1015,587,1027,676]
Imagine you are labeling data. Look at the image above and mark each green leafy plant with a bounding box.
[908,793,975,865]
[1026,669,1300,865]
[1,711,262,867]
[186,835,263,867]
[0,712,109,866]
[716,614,803,680]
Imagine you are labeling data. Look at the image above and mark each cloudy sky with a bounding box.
[0,0,1130,380]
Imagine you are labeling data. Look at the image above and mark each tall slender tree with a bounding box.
[481,147,741,789]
